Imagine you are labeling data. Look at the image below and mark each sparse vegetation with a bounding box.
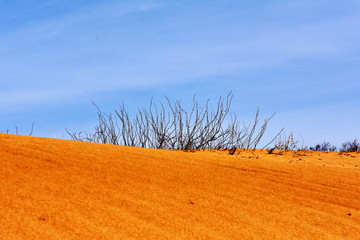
[1,94,357,155]
[272,132,298,151]
[306,139,360,153]
[340,139,360,152]
[309,142,337,152]
[0,123,34,136]
[270,134,359,153]
[66,92,283,152]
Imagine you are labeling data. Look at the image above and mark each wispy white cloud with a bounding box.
[0,0,359,111]
[0,88,85,109]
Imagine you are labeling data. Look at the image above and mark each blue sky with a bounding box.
[1,0,359,147]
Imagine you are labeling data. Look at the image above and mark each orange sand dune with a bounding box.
[1,133,359,239]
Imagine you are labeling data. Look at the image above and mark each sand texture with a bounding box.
[1,133,359,239]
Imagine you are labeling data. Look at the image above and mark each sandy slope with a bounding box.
[1,133,359,239]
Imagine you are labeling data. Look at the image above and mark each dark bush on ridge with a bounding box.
[309,142,337,152]
[340,139,360,152]
[66,92,283,151]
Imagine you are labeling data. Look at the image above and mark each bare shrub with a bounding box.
[66,92,282,152]
[273,132,298,151]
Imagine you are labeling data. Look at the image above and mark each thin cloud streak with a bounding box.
[0,0,359,116]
